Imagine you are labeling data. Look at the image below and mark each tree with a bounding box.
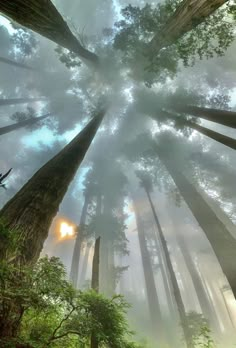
[90,237,100,348]
[156,146,236,300]
[173,104,236,129]
[69,193,90,288]
[0,56,38,71]
[0,97,46,107]
[0,0,98,65]
[0,113,51,136]
[0,109,105,265]
[132,193,164,343]
[137,173,193,348]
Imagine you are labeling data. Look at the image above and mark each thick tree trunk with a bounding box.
[0,113,51,136]
[0,0,98,65]
[91,237,100,292]
[143,187,192,348]
[132,195,164,342]
[0,98,46,107]
[0,109,105,266]
[157,149,236,300]
[174,104,236,129]
[0,56,38,71]
[148,0,228,56]
[69,194,89,288]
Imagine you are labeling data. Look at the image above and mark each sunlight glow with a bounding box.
[60,222,75,239]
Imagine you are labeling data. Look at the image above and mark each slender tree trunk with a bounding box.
[0,98,46,107]
[0,0,98,65]
[143,187,192,348]
[0,113,51,136]
[176,232,220,331]
[132,195,164,342]
[174,104,236,129]
[0,110,105,266]
[148,0,228,56]
[90,237,100,348]
[156,149,236,300]
[69,194,89,288]
[79,242,92,287]
[0,56,38,71]
[154,111,236,151]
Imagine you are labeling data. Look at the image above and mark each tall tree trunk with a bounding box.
[132,195,164,342]
[69,193,89,288]
[79,242,92,287]
[154,111,236,151]
[174,104,236,129]
[0,109,105,266]
[142,186,192,348]
[176,232,220,331]
[156,149,236,300]
[148,0,228,56]
[0,97,46,107]
[0,0,98,65]
[0,113,51,136]
[90,237,100,348]
[0,56,38,71]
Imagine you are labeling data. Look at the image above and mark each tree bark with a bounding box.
[79,242,92,287]
[156,149,236,300]
[0,98,46,106]
[0,56,38,71]
[174,104,236,129]
[148,0,228,56]
[69,193,89,288]
[0,109,105,266]
[0,0,98,65]
[0,113,51,136]
[132,195,164,342]
[91,237,100,292]
[143,186,192,348]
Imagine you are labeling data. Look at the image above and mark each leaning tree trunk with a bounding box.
[156,148,236,300]
[153,111,236,151]
[0,109,105,266]
[142,186,192,348]
[0,56,38,71]
[132,195,164,343]
[0,0,98,65]
[69,193,90,288]
[148,0,228,56]
[0,113,51,136]
[90,237,100,348]
[0,97,46,107]
[173,104,236,129]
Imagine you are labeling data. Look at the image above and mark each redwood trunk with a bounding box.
[132,196,164,341]
[91,237,100,292]
[0,56,37,71]
[69,194,89,288]
[157,150,236,299]
[0,98,46,107]
[149,0,228,56]
[143,187,192,348]
[174,104,236,129]
[0,0,98,64]
[0,110,105,265]
[0,113,51,136]
[79,243,92,287]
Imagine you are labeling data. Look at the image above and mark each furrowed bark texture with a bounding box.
[149,0,228,55]
[0,0,98,64]
[0,110,105,265]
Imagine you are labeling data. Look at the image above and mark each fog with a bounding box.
[1,0,236,347]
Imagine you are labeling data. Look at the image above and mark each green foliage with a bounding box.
[0,256,142,348]
[113,1,234,86]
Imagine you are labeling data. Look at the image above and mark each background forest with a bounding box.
[1,0,236,347]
